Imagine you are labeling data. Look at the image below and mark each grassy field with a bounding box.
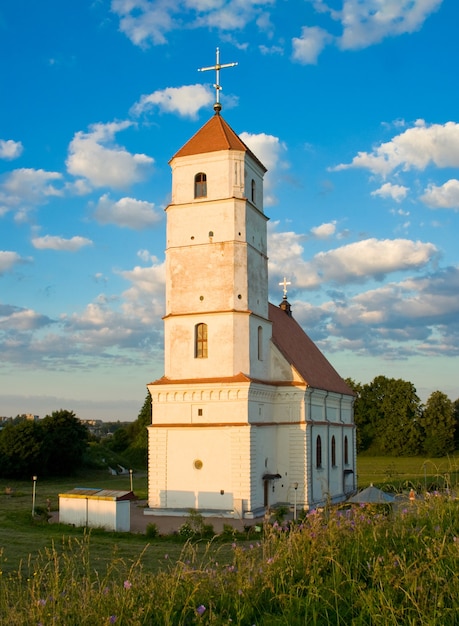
[357,452,459,490]
[1,458,459,623]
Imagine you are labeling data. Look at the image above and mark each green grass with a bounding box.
[357,452,459,491]
[1,496,459,624]
[1,458,459,623]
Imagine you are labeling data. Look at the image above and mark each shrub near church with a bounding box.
[0,409,88,478]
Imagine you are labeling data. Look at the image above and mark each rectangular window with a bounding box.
[195,323,208,358]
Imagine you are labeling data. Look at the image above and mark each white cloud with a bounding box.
[308,238,438,285]
[0,251,26,275]
[0,305,54,331]
[420,179,459,210]
[292,26,332,64]
[239,131,287,205]
[112,0,276,46]
[131,84,213,119]
[31,235,93,251]
[0,139,23,160]
[338,0,443,50]
[371,182,409,202]
[94,194,162,229]
[0,168,63,206]
[268,226,438,289]
[111,0,176,46]
[66,121,153,189]
[311,221,337,239]
[332,120,459,177]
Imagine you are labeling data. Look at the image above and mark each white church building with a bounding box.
[146,97,356,520]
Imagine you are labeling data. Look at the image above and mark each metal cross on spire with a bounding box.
[198,47,238,113]
[279,277,291,298]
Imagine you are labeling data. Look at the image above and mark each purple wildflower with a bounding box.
[196,604,206,616]
[109,616,117,624]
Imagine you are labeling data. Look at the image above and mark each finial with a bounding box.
[279,277,291,299]
[198,47,238,113]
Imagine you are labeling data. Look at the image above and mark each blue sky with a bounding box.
[1,0,458,421]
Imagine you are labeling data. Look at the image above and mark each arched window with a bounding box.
[344,436,349,465]
[257,326,263,360]
[194,172,207,198]
[195,323,208,358]
[316,435,322,469]
[251,179,256,203]
[331,435,336,467]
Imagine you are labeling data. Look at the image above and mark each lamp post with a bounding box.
[129,468,133,493]
[293,482,298,521]
[32,475,37,517]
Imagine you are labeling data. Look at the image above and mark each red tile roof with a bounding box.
[171,113,267,172]
[269,302,354,396]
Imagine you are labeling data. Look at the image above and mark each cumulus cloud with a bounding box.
[371,182,409,202]
[292,26,332,64]
[268,225,438,290]
[31,235,93,251]
[111,0,275,46]
[66,121,153,189]
[291,266,459,359]
[0,251,28,275]
[0,168,63,208]
[0,304,54,331]
[309,238,438,285]
[131,84,213,119]
[420,179,459,210]
[310,221,337,239]
[331,120,459,177]
[338,0,443,50]
[94,194,162,229]
[0,139,23,160]
[239,131,287,205]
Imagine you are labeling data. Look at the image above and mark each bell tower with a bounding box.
[164,112,270,382]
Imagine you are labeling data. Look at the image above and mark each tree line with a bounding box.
[346,376,459,457]
[1,381,457,479]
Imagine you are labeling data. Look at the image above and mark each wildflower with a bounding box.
[196,604,206,616]
[238,589,243,595]
[109,616,117,624]
[103,586,110,595]
[38,599,47,607]
[164,554,169,559]
[123,580,132,590]
[267,557,274,564]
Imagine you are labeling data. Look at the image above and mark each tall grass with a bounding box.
[1,495,458,625]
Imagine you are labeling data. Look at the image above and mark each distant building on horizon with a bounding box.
[145,104,356,519]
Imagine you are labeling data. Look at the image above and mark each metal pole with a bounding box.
[293,482,298,521]
[32,475,37,516]
[129,469,133,493]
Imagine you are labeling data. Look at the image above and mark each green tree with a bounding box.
[354,376,423,455]
[41,409,89,475]
[126,393,152,448]
[0,420,45,478]
[453,398,459,449]
[422,391,455,457]
[344,378,365,451]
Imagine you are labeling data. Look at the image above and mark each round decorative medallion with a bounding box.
[194,459,203,470]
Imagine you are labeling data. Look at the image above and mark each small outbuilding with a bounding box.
[59,488,136,532]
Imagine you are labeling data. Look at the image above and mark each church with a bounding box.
[146,61,356,519]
